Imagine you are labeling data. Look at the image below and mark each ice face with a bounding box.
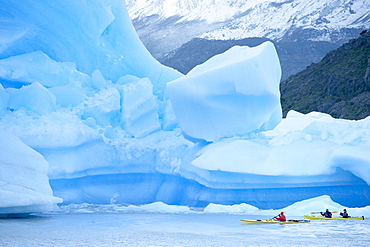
[0,1,181,83]
[6,82,57,115]
[167,42,282,142]
[0,84,9,117]
[118,78,161,138]
[0,129,62,216]
[0,52,76,88]
[1,0,370,215]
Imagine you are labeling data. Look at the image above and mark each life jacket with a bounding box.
[276,214,286,222]
[323,212,332,218]
[340,212,349,218]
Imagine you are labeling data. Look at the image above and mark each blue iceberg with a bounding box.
[1,0,370,216]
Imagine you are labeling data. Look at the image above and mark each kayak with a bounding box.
[304,215,365,220]
[240,219,310,224]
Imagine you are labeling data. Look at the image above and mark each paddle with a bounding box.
[310,211,338,214]
[271,213,281,220]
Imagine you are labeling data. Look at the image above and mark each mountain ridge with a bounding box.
[127,0,370,80]
[126,0,370,119]
[127,0,370,44]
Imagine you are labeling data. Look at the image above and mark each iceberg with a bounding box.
[1,0,370,216]
[167,42,282,142]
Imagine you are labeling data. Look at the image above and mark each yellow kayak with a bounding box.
[241,219,310,224]
[304,215,365,220]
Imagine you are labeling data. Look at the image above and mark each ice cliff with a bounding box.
[1,0,370,216]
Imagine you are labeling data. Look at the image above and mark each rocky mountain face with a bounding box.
[127,0,370,55]
[280,30,370,119]
[127,0,370,80]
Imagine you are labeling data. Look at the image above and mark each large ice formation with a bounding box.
[167,42,282,142]
[1,0,370,216]
[0,0,181,216]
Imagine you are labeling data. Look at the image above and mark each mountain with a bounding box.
[127,0,370,57]
[280,30,370,119]
[126,0,370,80]
[127,1,370,118]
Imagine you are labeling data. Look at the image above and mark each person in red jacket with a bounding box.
[274,212,286,222]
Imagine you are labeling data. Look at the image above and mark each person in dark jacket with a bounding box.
[340,209,350,218]
[321,209,332,218]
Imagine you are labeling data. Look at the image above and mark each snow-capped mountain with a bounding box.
[199,0,370,42]
[126,0,261,23]
[126,0,370,57]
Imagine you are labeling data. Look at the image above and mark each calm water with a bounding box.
[0,213,369,246]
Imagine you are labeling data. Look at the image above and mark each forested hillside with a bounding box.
[159,38,338,81]
[281,30,370,120]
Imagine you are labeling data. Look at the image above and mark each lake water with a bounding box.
[1,213,369,246]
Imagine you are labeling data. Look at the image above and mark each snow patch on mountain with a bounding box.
[126,0,370,42]
[200,0,370,41]
[126,0,263,23]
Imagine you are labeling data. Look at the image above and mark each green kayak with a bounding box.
[304,215,365,220]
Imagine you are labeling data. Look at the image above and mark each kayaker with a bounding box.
[320,209,332,218]
[273,212,286,222]
[340,209,350,218]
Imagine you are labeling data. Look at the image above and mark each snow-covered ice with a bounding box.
[192,111,370,178]
[1,0,370,216]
